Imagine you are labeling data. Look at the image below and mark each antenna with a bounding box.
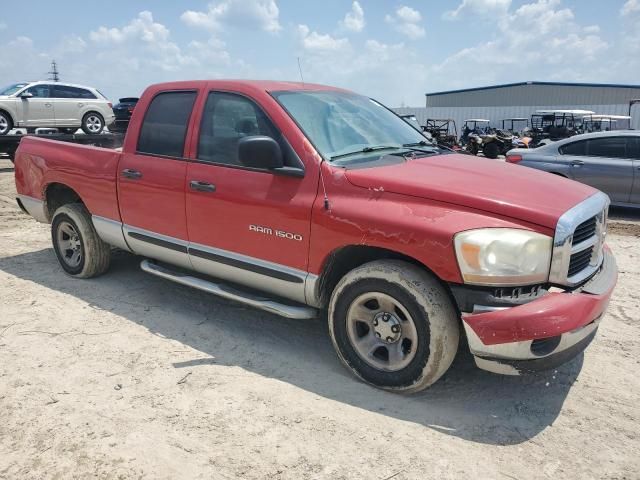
[297,57,305,85]
[48,60,60,82]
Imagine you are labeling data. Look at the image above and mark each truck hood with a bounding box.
[344,153,597,229]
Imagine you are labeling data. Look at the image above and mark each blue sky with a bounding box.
[1,0,639,106]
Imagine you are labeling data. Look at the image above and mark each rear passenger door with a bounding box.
[564,137,634,204]
[52,85,95,126]
[117,90,198,269]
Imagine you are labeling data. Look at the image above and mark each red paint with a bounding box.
[13,79,614,351]
[464,255,616,345]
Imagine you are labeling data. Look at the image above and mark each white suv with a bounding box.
[0,81,115,135]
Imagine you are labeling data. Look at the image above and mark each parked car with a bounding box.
[110,97,139,133]
[0,81,115,135]
[507,131,640,207]
[14,80,617,393]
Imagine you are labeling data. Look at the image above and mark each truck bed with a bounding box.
[14,135,124,221]
[0,132,123,162]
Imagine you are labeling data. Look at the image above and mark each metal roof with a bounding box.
[426,81,640,97]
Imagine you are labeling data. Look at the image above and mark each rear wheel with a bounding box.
[51,204,111,278]
[81,113,104,134]
[483,141,500,159]
[328,260,459,393]
[0,111,13,135]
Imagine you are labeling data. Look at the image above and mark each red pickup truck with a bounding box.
[14,80,617,392]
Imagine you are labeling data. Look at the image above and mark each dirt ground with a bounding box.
[0,156,638,480]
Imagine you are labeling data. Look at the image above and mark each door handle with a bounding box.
[190,180,216,193]
[571,160,584,167]
[121,168,142,179]
[44,103,52,107]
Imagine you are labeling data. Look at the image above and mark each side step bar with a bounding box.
[140,260,318,320]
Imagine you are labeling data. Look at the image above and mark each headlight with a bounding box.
[454,228,552,286]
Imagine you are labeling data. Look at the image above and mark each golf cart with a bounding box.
[399,114,434,142]
[582,114,632,132]
[501,118,529,134]
[461,119,523,158]
[529,109,594,147]
[424,119,460,149]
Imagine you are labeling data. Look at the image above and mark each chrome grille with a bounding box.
[572,217,597,244]
[549,192,609,287]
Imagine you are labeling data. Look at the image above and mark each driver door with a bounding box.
[19,84,56,127]
[185,90,315,303]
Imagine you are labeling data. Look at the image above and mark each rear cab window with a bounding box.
[137,91,197,158]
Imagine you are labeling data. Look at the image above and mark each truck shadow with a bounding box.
[0,248,583,446]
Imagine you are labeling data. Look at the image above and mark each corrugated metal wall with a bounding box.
[393,83,640,136]
[394,104,640,134]
[425,84,640,107]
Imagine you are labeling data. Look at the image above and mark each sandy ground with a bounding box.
[0,156,638,480]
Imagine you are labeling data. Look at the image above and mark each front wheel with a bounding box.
[81,113,104,134]
[0,111,13,135]
[483,141,500,159]
[51,204,111,278]
[328,260,459,393]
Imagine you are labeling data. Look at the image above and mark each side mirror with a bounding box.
[238,136,283,170]
[19,92,33,99]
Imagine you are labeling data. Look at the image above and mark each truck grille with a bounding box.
[572,217,597,244]
[568,245,594,277]
[549,193,609,287]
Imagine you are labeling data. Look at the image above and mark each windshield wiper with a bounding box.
[330,145,401,160]
[401,141,440,155]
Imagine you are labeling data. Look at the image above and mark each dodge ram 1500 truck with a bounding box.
[14,80,617,393]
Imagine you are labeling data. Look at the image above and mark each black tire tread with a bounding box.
[51,203,110,278]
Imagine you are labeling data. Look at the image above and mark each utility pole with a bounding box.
[48,60,60,82]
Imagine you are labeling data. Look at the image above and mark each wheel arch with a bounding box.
[315,244,456,310]
[44,182,85,222]
[0,107,16,125]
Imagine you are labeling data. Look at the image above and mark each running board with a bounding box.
[140,260,318,320]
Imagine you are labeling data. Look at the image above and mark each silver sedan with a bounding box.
[506,131,640,207]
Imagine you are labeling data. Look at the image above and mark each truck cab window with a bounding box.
[197,92,277,165]
[137,91,197,158]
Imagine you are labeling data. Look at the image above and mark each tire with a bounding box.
[483,141,500,159]
[0,111,13,135]
[51,204,111,278]
[328,260,460,393]
[81,112,104,134]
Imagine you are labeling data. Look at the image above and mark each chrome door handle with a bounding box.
[121,168,142,179]
[190,180,216,193]
[571,160,584,166]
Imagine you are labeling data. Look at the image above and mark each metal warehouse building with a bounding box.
[395,81,640,132]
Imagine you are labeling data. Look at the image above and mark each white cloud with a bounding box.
[181,0,281,33]
[57,35,87,55]
[297,25,349,51]
[90,11,170,45]
[385,6,425,39]
[341,1,365,32]
[432,0,609,90]
[444,0,512,19]
[621,0,640,15]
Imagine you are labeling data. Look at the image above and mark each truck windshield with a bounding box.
[0,83,29,96]
[272,90,432,161]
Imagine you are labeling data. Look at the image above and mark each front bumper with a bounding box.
[460,248,617,375]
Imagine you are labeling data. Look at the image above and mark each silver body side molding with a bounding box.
[17,195,48,223]
[141,260,318,319]
[91,219,321,308]
[92,215,132,252]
